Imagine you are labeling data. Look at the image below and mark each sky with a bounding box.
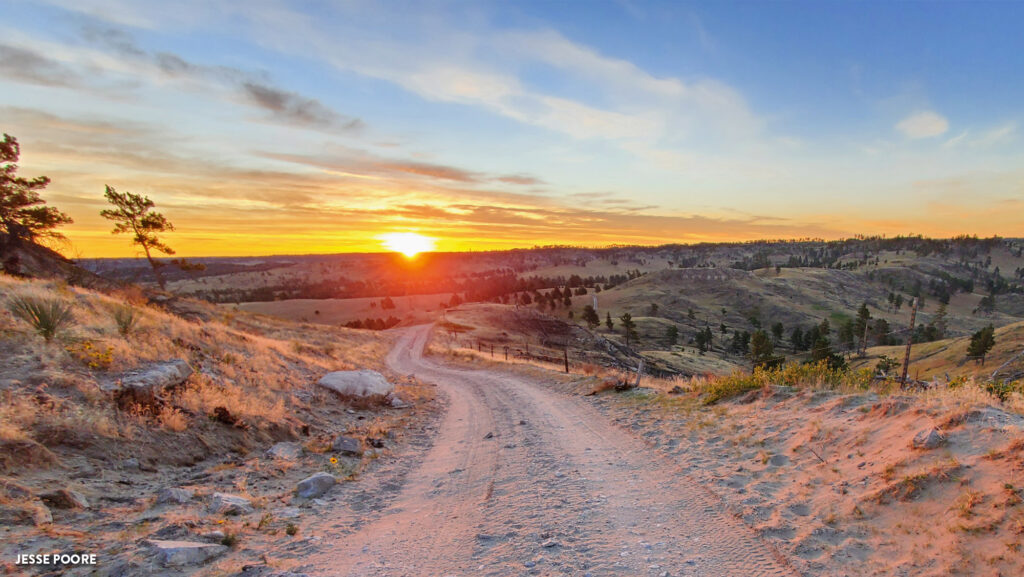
[2,0,1023,257]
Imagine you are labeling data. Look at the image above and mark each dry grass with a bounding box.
[175,374,288,427]
[0,272,397,474]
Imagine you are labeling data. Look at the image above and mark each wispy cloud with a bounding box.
[0,44,81,87]
[241,82,364,130]
[896,110,949,139]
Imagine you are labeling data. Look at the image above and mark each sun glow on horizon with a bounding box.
[378,232,437,258]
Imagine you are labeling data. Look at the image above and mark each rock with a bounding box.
[388,395,411,408]
[332,435,363,456]
[40,488,89,509]
[146,539,227,567]
[768,454,790,467]
[209,493,255,516]
[155,487,194,505]
[109,360,193,406]
[296,472,336,499]
[266,442,303,461]
[668,385,686,395]
[122,458,140,470]
[912,428,946,450]
[275,506,302,519]
[0,502,51,526]
[202,530,226,543]
[0,479,33,500]
[317,370,394,398]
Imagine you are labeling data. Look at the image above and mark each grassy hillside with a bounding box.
[852,321,1024,381]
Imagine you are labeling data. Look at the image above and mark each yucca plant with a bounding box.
[112,304,138,337]
[7,296,75,342]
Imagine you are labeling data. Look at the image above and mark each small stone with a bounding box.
[542,540,559,548]
[202,530,226,543]
[155,487,194,505]
[209,493,255,516]
[276,506,302,519]
[122,458,140,470]
[266,442,303,461]
[332,435,363,456]
[524,561,536,568]
[40,488,89,510]
[296,472,336,499]
[912,428,946,450]
[146,539,227,567]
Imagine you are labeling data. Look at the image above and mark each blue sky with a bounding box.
[1,0,1021,256]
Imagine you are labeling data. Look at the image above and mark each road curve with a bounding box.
[305,325,794,576]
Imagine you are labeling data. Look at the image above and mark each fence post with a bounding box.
[900,297,919,387]
[563,348,569,373]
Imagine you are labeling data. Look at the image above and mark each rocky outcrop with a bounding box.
[209,493,255,516]
[40,488,89,509]
[317,370,394,398]
[106,360,193,407]
[331,435,362,456]
[155,487,194,505]
[146,540,227,567]
[296,473,336,499]
[266,442,303,461]
[911,428,946,450]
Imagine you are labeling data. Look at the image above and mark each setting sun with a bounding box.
[378,232,436,258]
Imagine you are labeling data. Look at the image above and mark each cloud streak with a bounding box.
[896,110,949,139]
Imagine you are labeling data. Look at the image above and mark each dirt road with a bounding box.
[304,325,793,576]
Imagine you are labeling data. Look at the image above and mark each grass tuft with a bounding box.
[112,304,138,337]
[7,295,75,342]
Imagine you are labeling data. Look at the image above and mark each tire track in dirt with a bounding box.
[303,325,795,576]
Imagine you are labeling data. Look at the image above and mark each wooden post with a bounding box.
[504,346,509,361]
[477,341,481,352]
[634,359,644,388]
[490,344,494,358]
[900,297,918,387]
[563,348,569,373]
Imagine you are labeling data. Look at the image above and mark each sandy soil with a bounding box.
[297,326,794,576]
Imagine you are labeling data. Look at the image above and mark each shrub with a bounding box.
[7,295,74,342]
[112,304,138,337]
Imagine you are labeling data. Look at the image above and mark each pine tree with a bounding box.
[967,325,996,364]
[1,134,72,249]
[605,312,614,331]
[750,330,774,366]
[101,186,176,289]
[666,325,679,346]
[619,312,638,346]
[581,305,600,329]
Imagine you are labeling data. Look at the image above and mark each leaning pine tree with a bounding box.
[100,185,176,290]
[1,133,72,250]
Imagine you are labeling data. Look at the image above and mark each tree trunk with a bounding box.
[142,245,166,290]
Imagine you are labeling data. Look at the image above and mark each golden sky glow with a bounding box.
[378,233,436,258]
[3,3,1023,257]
